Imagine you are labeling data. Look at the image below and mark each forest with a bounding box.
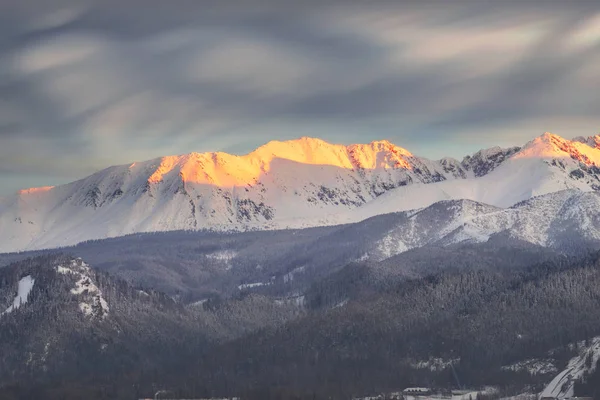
[2,251,600,399]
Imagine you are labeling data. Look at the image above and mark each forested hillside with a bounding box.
[177,252,600,399]
[0,218,563,303]
[0,255,300,399]
[3,250,600,399]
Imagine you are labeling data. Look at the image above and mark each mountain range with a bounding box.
[3,132,600,399]
[2,132,600,253]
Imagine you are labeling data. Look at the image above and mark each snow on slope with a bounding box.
[1,275,35,315]
[0,137,467,252]
[57,258,109,318]
[365,189,600,260]
[346,133,600,221]
[1,133,600,252]
[371,199,504,260]
[446,189,600,249]
[540,337,600,398]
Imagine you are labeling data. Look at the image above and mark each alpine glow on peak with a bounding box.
[1,132,599,253]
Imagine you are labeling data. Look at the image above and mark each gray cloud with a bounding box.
[0,0,599,195]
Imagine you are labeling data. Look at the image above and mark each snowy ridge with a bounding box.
[1,132,600,252]
[0,137,465,252]
[353,133,600,220]
[369,190,600,259]
[461,145,521,177]
[57,258,109,318]
[372,199,502,259]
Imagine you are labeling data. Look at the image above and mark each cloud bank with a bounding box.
[0,0,598,194]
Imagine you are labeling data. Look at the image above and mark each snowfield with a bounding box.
[1,275,35,315]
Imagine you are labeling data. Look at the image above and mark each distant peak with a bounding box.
[370,139,392,146]
[461,145,521,177]
[526,132,568,147]
[531,132,564,146]
[266,136,329,146]
[516,131,600,165]
[351,139,412,155]
[18,186,54,195]
[297,136,329,144]
[252,137,335,153]
[252,137,412,156]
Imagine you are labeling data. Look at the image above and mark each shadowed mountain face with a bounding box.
[2,133,600,253]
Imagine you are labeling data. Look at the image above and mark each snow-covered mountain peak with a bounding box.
[518,132,570,156]
[248,137,354,169]
[3,133,600,253]
[469,145,521,161]
[251,136,332,155]
[364,139,408,154]
[246,136,417,171]
[517,132,600,166]
[136,137,425,190]
[461,145,521,177]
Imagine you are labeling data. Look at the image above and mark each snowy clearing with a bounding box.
[1,275,35,315]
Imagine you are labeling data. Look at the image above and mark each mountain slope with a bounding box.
[2,133,600,253]
[0,138,466,252]
[367,189,600,261]
[175,252,600,399]
[312,189,600,269]
[351,133,600,221]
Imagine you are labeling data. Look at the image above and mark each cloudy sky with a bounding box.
[0,0,599,195]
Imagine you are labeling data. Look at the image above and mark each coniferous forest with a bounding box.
[2,248,600,399]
